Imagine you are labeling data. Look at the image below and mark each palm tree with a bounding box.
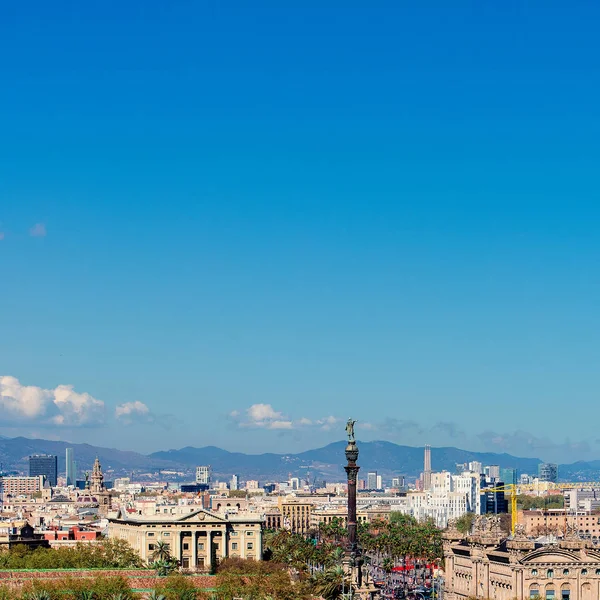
[151,540,172,562]
[312,564,345,600]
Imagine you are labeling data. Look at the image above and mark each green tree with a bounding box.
[454,513,476,535]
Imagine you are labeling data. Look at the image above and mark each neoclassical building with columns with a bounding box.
[108,507,264,570]
[444,517,600,600]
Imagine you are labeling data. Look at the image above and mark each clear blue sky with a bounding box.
[1,1,599,462]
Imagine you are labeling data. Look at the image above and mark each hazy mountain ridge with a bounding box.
[0,436,592,482]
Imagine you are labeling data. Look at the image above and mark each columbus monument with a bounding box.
[344,419,377,598]
[344,418,360,551]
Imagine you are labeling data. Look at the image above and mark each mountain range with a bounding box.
[3,435,600,482]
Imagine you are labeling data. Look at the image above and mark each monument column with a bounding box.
[344,418,360,552]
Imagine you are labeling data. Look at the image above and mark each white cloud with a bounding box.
[29,223,47,237]
[231,405,343,432]
[247,403,283,422]
[0,376,105,426]
[316,415,339,431]
[115,400,153,425]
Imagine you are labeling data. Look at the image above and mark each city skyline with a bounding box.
[2,2,600,462]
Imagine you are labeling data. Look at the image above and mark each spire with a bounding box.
[90,456,105,493]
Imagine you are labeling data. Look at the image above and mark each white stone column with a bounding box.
[221,527,228,560]
[192,531,197,570]
[206,531,212,569]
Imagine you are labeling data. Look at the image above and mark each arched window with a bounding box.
[532,569,538,576]
[563,569,569,576]
[547,569,554,578]
[581,569,588,575]
[545,584,556,599]
[529,584,539,598]
[561,583,570,600]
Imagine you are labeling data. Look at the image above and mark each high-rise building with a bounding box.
[230,474,239,491]
[376,475,383,490]
[485,465,500,481]
[195,466,211,486]
[367,471,378,490]
[391,476,406,489]
[468,461,483,475]
[29,454,57,487]
[423,445,432,490]
[66,448,76,486]
[538,463,558,483]
[500,468,517,486]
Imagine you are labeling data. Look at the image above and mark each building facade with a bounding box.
[195,466,211,486]
[29,454,57,487]
[0,476,44,497]
[539,463,559,483]
[66,448,76,486]
[279,499,313,534]
[109,508,264,569]
[444,518,600,600]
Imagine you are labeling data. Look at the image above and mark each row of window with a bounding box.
[531,568,600,577]
[168,542,255,551]
[147,530,253,536]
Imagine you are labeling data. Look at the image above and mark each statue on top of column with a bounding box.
[346,418,357,444]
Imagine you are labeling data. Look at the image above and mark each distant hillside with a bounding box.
[0,436,176,476]
[150,440,543,482]
[0,435,595,483]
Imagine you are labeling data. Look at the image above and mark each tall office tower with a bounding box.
[376,475,383,490]
[29,454,57,487]
[66,448,76,486]
[423,444,432,490]
[230,474,239,491]
[538,463,558,483]
[500,468,517,486]
[195,466,211,486]
[367,471,378,490]
[468,461,483,475]
[485,465,500,481]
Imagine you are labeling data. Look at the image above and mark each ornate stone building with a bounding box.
[444,517,600,599]
[108,507,264,570]
[87,457,112,515]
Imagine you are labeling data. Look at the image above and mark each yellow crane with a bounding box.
[481,481,600,536]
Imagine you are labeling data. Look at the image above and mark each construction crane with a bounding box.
[481,481,600,536]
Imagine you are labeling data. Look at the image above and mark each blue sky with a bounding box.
[1,1,600,462]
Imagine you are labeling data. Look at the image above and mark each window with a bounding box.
[247,542,253,550]
[246,531,253,536]
[562,569,569,576]
[529,585,539,598]
[198,543,204,550]
[148,544,155,550]
[581,569,588,575]
[148,532,155,537]
[163,532,170,537]
[183,543,189,550]
[232,543,238,550]
[231,531,238,536]
[531,569,538,576]
[547,569,554,578]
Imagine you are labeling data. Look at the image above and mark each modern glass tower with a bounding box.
[29,454,57,487]
[66,448,76,486]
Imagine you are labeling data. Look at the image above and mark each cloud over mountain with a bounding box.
[0,376,105,426]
